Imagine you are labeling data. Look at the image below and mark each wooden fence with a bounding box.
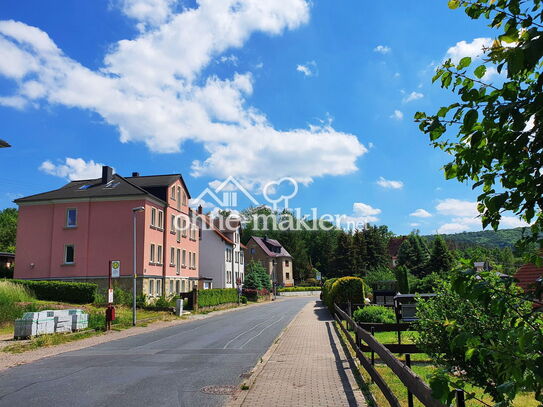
[334,304,467,407]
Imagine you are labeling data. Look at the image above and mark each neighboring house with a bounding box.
[198,209,245,288]
[245,236,294,287]
[387,236,406,268]
[14,166,199,298]
[0,252,15,269]
[514,263,543,293]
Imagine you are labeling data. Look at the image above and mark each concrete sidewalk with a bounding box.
[231,300,366,407]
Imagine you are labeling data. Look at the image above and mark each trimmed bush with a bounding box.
[278,286,321,292]
[321,277,338,307]
[353,306,396,324]
[12,279,97,304]
[329,277,367,308]
[242,288,269,302]
[240,295,248,304]
[198,288,238,308]
[298,278,318,287]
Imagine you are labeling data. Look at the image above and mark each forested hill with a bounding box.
[423,228,529,249]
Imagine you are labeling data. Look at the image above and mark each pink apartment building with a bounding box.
[14,166,200,298]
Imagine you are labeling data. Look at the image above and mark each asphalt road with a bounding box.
[0,297,314,407]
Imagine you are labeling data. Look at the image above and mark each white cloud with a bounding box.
[445,37,492,64]
[436,198,478,217]
[296,60,317,76]
[435,198,528,233]
[403,91,424,103]
[410,209,432,218]
[353,202,381,217]
[119,0,176,28]
[340,202,381,228]
[0,2,367,186]
[374,45,391,54]
[39,158,109,180]
[410,222,420,227]
[390,110,403,120]
[376,176,403,189]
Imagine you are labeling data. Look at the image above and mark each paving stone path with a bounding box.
[237,300,366,407]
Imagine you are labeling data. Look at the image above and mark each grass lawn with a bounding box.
[336,321,537,407]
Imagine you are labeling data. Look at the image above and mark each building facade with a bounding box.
[198,212,245,289]
[245,236,294,287]
[14,166,199,298]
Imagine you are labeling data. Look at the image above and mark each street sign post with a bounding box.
[316,270,322,281]
[111,260,121,278]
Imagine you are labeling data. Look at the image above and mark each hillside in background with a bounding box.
[423,227,529,249]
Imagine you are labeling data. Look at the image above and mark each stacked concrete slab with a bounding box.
[14,309,89,339]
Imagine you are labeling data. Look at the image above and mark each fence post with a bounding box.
[347,301,352,330]
[455,389,465,407]
[370,326,375,366]
[405,354,414,407]
[192,287,199,311]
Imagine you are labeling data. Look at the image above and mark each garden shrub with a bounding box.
[278,286,321,292]
[298,278,318,287]
[244,261,271,291]
[353,305,396,324]
[329,276,367,308]
[242,288,269,302]
[12,279,97,304]
[321,277,337,307]
[198,288,238,307]
[240,295,248,304]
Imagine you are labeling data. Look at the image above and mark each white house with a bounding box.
[198,211,245,289]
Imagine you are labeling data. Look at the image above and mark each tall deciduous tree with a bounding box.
[0,208,17,253]
[415,0,543,255]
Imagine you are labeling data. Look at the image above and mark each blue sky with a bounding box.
[0,0,527,235]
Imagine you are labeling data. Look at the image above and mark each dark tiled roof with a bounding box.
[127,174,191,199]
[15,174,152,204]
[388,236,407,257]
[514,263,543,291]
[15,172,189,204]
[251,236,292,258]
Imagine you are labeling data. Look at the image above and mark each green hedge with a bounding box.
[329,277,367,309]
[353,305,396,324]
[198,288,238,307]
[12,279,97,304]
[278,286,321,292]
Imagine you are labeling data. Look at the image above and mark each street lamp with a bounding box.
[0,139,11,148]
[132,206,145,326]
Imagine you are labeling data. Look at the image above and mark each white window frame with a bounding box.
[157,245,163,265]
[171,186,176,200]
[158,210,164,229]
[170,247,175,266]
[149,280,154,295]
[64,244,75,264]
[151,208,157,227]
[182,249,186,267]
[66,208,77,228]
[150,244,156,264]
